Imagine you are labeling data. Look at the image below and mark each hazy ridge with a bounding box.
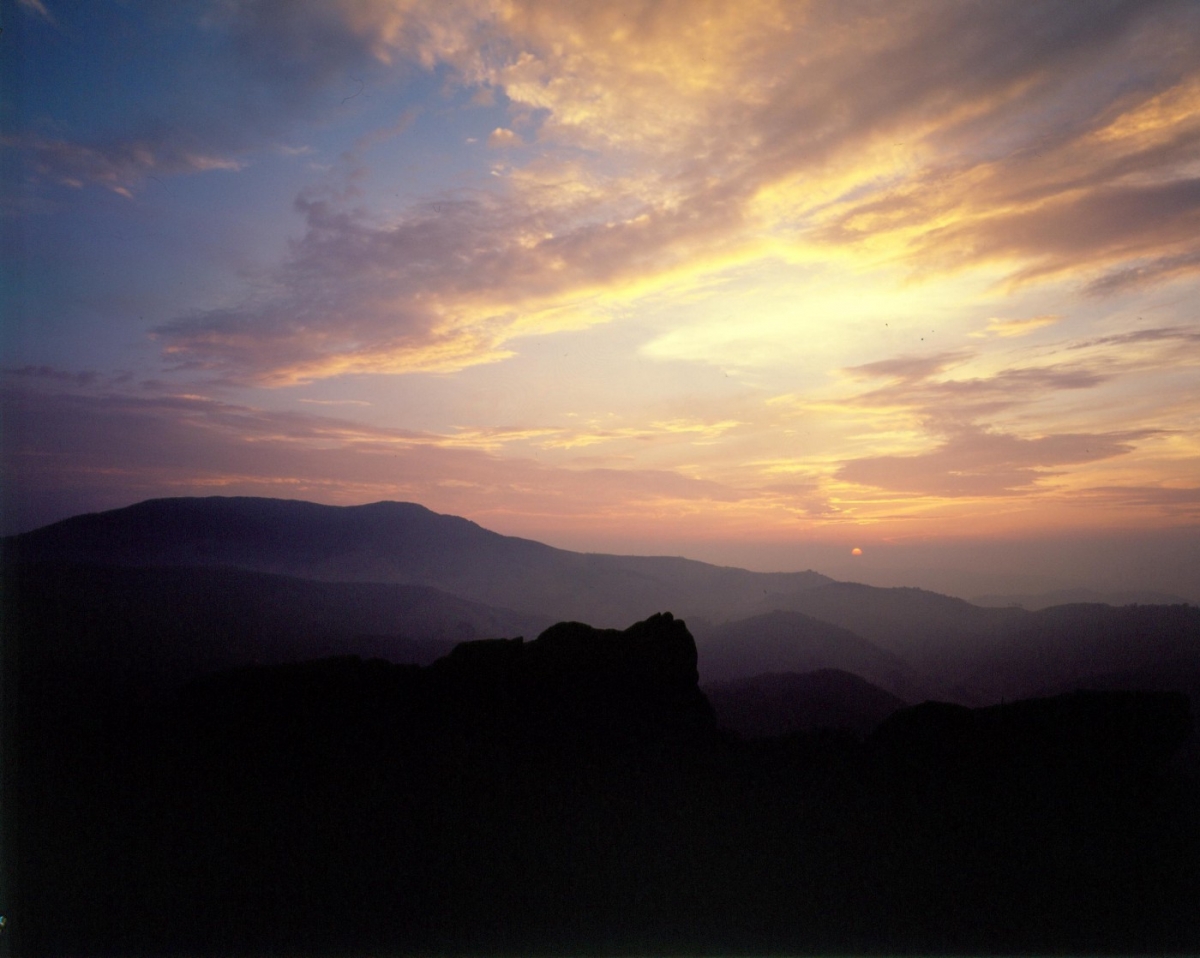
[7,496,1199,708]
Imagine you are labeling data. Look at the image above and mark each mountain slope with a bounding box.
[763,581,1028,693]
[693,609,907,692]
[4,496,832,627]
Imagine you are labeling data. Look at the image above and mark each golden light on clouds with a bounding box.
[6,0,1200,590]
[982,315,1061,338]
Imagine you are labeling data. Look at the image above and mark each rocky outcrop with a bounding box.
[430,611,713,751]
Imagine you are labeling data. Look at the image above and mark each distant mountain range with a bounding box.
[5,495,1199,708]
[971,587,1194,609]
[4,496,831,627]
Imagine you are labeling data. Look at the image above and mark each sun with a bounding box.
[851,547,863,556]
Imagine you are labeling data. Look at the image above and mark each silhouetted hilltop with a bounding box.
[5,496,833,626]
[704,668,907,738]
[5,496,522,577]
[693,608,908,692]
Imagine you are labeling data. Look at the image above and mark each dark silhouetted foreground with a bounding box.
[8,607,1199,956]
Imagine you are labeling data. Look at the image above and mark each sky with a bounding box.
[3,0,1200,600]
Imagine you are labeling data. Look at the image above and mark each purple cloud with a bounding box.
[836,426,1150,497]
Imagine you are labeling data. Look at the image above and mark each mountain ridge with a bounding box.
[7,495,1199,709]
[3,495,834,627]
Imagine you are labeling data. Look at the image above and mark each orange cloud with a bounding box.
[487,127,519,148]
[983,315,1060,338]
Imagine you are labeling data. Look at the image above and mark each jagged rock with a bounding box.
[430,611,716,751]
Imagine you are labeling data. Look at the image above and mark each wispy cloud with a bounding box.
[983,315,1061,338]
[1077,484,1200,519]
[133,0,1200,382]
[1,382,753,534]
[1083,250,1200,296]
[4,132,243,197]
[295,398,373,406]
[153,162,752,382]
[17,0,56,25]
[836,426,1151,498]
[837,354,1112,432]
[804,321,1199,506]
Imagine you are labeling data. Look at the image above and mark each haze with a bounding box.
[3,1,1199,600]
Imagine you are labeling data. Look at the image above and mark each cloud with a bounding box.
[0,383,752,534]
[148,0,1200,380]
[426,418,742,453]
[17,0,56,25]
[835,426,1149,498]
[295,398,373,406]
[1077,484,1200,518]
[155,193,529,383]
[1083,250,1200,295]
[1067,325,1200,352]
[984,315,1061,338]
[6,0,403,198]
[913,178,1200,285]
[487,127,519,148]
[841,357,1112,431]
[14,1,1200,385]
[816,319,1200,505]
[845,352,971,383]
[4,364,101,386]
[153,155,753,382]
[4,132,243,197]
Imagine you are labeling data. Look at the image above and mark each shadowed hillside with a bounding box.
[704,668,907,738]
